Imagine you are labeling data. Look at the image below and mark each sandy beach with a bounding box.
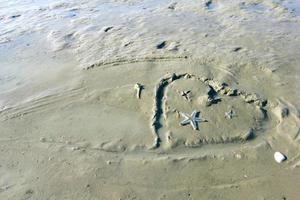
[1,0,300,199]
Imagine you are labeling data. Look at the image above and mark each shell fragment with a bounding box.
[274,152,287,163]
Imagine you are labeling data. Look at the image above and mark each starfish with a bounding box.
[179,110,207,130]
[225,109,236,119]
[180,90,191,101]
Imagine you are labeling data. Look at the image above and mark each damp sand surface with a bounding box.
[1,0,300,199]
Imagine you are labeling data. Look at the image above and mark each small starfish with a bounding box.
[225,109,236,119]
[180,90,191,101]
[179,110,207,130]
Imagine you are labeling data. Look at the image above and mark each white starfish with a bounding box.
[179,110,207,130]
[225,109,236,119]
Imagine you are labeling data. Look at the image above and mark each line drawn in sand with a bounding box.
[149,72,269,149]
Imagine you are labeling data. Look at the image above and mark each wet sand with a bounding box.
[0,0,300,199]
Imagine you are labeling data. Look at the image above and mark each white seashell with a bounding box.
[274,152,287,163]
[134,83,143,99]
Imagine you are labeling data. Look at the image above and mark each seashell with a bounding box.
[134,83,143,99]
[274,151,287,163]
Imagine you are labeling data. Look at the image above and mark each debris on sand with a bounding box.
[168,2,177,10]
[206,86,221,106]
[102,26,113,32]
[156,41,167,49]
[40,137,46,143]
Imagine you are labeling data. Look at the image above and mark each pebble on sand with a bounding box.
[274,152,287,163]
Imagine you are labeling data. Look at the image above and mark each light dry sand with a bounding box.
[1,0,300,199]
